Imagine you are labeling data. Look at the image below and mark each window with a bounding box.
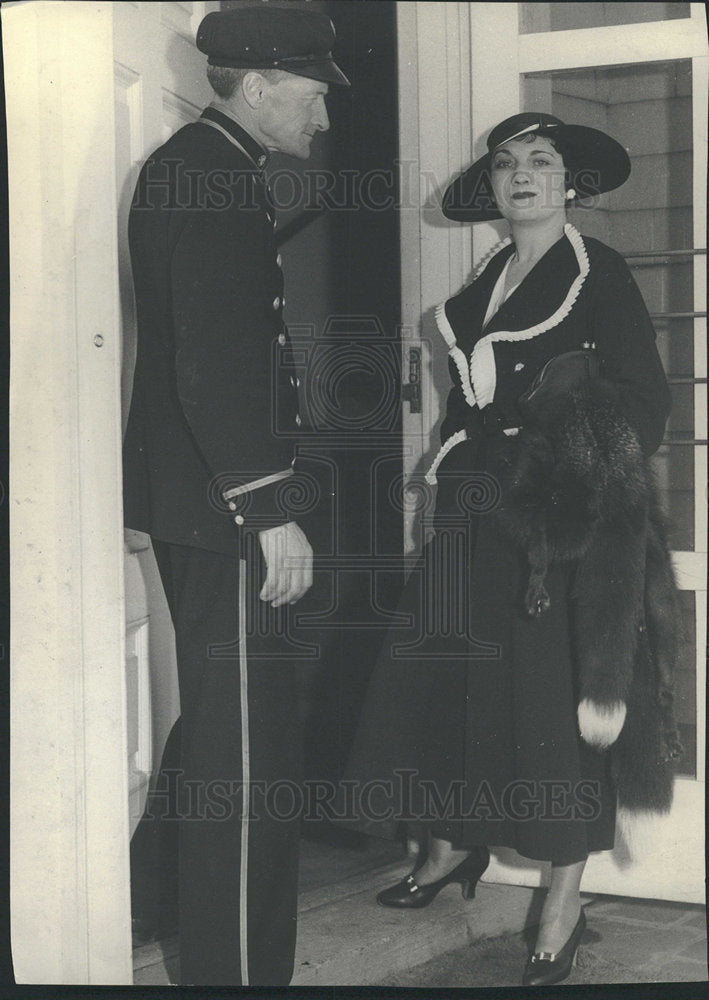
[520,2,690,34]
[523,58,705,776]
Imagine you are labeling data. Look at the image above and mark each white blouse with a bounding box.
[482,255,519,330]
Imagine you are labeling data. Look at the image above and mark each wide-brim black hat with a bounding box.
[442,112,630,222]
[197,7,350,87]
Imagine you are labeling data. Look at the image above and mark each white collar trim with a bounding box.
[435,302,478,408]
[432,233,514,410]
[472,234,514,281]
[424,429,468,485]
[469,223,589,408]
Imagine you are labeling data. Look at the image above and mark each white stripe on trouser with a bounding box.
[238,558,250,985]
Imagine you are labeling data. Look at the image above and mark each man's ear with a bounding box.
[241,70,269,109]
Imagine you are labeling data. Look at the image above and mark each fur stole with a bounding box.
[493,358,682,816]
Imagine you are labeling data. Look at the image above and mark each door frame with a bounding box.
[397,1,478,555]
[5,0,132,983]
[397,1,707,903]
[7,0,220,982]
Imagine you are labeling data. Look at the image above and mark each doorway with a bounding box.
[128,0,405,975]
[397,1,706,902]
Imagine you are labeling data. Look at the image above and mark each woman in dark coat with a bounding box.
[343,113,674,986]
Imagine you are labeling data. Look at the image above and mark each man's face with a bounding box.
[258,73,330,159]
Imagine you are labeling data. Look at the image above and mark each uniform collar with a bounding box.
[200,106,269,169]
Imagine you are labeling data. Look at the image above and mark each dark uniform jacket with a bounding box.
[123,108,301,555]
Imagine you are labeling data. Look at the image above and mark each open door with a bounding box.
[397,2,706,903]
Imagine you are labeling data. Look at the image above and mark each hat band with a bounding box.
[208,51,333,69]
[273,52,333,66]
[493,121,560,148]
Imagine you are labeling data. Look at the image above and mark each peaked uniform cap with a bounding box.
[443,111,631,222]
[196,6,350,86]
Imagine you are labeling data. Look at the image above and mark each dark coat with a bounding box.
[435,224,671,457]
[343,225,673,861]
[494,358,682,814]
[123,108,302,554]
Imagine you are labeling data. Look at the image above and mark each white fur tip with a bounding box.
[577,698,626,749]
[616,806,662,861]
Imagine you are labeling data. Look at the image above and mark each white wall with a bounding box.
[5,1,131,982]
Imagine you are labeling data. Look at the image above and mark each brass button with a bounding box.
[295,414,302,427]
[234,514,245,526]
[278,333,287,346]
[272,296,281,310]
[276,253,282,267]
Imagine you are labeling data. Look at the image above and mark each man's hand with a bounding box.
[258,521,313,607]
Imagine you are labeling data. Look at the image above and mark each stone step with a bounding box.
[132,844,551,987]
[292,859,539,987]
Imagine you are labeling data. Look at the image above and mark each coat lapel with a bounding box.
[482,232,580,339]
[445,243,514,351]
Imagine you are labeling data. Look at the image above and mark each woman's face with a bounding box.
[490,135,568,225]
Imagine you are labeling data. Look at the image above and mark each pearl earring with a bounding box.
[566,188,576,201]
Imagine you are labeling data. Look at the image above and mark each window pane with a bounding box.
[652,442,694,552]
[522,60,700,784]
[673,590,697,778]
[519,2,690,34]
[522,61,695,551]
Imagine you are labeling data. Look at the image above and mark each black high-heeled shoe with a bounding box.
[376,846,490,909]
[522,907,586,987]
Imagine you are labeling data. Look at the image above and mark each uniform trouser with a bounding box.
[151,538,302,986]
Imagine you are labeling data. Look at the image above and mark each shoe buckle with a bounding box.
[531,951,556,964]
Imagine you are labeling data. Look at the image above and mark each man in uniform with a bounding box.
[122,6,350,985]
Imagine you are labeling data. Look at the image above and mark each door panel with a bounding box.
[397,2,706,903]
[113,1,218,832]
[522,54,706,792]
[491,13,706,904]
[6,0,131,982]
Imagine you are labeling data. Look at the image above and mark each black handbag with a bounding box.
[518,348,600,415]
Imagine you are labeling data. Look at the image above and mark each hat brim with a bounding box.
[279,59,351,87]
[442,123,630,223]
[206,55,350,87]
